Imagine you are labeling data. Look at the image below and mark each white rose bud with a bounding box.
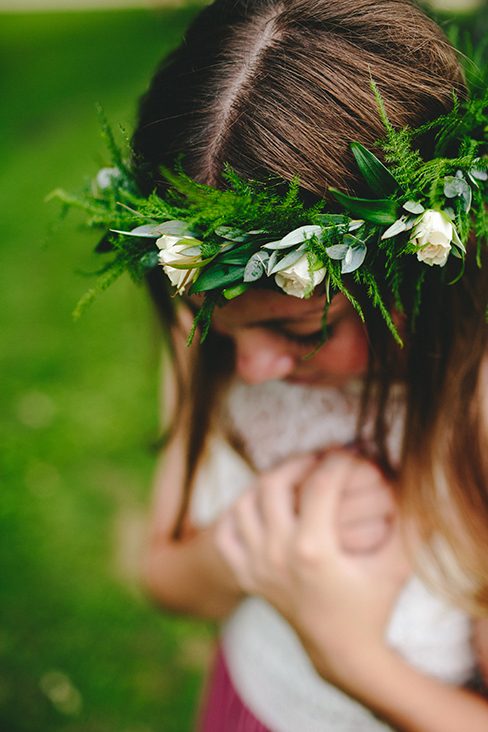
[156,234,199,293]
[274,254,326,298]
[96,166,121,189]
[411,210,453,267]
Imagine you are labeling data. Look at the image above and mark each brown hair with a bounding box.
[134,0,488,611]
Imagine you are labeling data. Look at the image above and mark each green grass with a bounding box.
[0,6,215,731]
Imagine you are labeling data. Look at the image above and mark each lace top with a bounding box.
[190,378,476,732]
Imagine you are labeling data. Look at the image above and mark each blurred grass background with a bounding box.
[0,5,215,732]
[0,2,486,732]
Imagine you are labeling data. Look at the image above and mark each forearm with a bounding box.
[307,639,488,732]
[142,524,244,620]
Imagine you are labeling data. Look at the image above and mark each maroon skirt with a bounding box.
[197,646,273,732]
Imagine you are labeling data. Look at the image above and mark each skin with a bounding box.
[209,289,370,387]
[143,287,488,732]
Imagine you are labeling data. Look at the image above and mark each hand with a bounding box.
[215,450,410,686]
[215,453,319,617]
[293,452,410,682]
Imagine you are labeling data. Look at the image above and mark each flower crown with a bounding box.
[52,82,488,345]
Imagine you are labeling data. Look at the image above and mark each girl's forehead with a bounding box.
[189,290,348,327]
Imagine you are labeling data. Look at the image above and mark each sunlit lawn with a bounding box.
[1,4,487,732]
[0,6,214,731]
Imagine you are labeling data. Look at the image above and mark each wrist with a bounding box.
[303,627,395,697]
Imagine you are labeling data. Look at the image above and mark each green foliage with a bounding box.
[370,79,424,197]
[350,141,400,197]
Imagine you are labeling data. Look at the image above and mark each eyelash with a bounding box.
[268,327,326,346]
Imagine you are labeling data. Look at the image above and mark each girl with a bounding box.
[68,0,488,729]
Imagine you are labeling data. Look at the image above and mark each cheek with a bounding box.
[309,319,369,376]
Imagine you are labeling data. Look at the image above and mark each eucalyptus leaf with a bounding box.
[277,225,322,249]
[326,244,349,260]
[403,201,424,215]
[341,244,367,274]
[348,220,364,232]
[268,247,307,275]
[444,176,470,199]
[461,187,472,214]
[330,188,398,224]
[343,233,364,247]
[111,226,158,238]
[263,239,288,250]
[470,167,488,181]
[155,220,195,236]
[243,251,268,282]
[267,249,280,273]
[220,242,238,253]
[350,142,400,197]
[443,174,472,212]
[215,226,248,242]
[381,216,408,240]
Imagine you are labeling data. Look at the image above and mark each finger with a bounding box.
[257,453,319,528]
[340,460,398,554]
[338,482,395,525]
[297,452,357,552]
[340,515,394,554]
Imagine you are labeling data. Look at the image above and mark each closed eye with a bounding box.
[263,324,326,348]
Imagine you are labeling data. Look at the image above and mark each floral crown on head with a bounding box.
[52,81,488,346]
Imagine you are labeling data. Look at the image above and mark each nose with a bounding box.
[234,329,296,384]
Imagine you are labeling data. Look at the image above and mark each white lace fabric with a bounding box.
[190,378,476,732]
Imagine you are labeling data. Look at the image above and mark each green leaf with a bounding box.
[214,226,248,242]
[223,283,251,299]
[326,244,349,260]
[341,244,366,274]
[330,188,399,224]
[243,251,268,282]
[403,201,424,215]
[350,142,400,198]
[264,225,322,251]
[189,263,245,293]
[268,244,306,275]
[219,243,261,266]
[381,216,408,240]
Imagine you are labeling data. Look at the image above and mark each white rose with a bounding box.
[411,210,453,267]
[274,254,326,298]
[156,234,199,293]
